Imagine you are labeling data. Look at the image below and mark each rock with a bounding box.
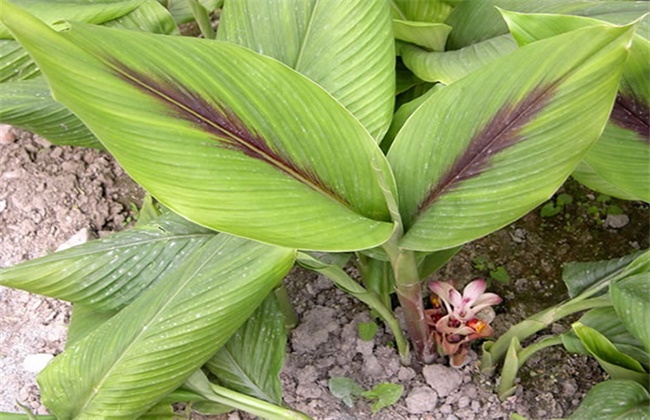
[440,404,453,414]
[23,353,54,373]
[291,306,337,353]
[362,355,384,378]
[296,383,322,399]
[56,228,92,251]
[355,338,374,357]
[423,364,463,397]
[605,214,629,229]
[0,124,16,145]
[457,395,470,408]
[398,367,416,381]
[405,386,437,414]
[0,199,6,213]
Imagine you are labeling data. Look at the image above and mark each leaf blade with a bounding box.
[389,23,633,251]
[2,4,395,251]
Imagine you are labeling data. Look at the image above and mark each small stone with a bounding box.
[356,338,374,356]
[446,415,459,420]
[457,396,470,408]
[362,355,384,378]
[0,124,16,144]
[605,214,629,229]
[227,412,241,420]
[471,400,481,412]
[405,386,437,414]
[398,367,416,381]
[23,353,54,373]
[423,364,463,397]
[295,383,322,399]
[56,228,92,251]
[0,199,6,213]
[440,404,453,414]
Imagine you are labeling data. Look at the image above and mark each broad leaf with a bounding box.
[218,0,395,141]
[0,39,38,82]
[388,24,633,252]
[391,0,455,24]
[0,212,215,311]
[393,20,451,51]
[37,234,295,418]
[562,251,643,299]
[572,161,641,201]
[572,323,648,385]
[445,0,649,50]
[401,34,517,85]
[0,78,101,148]
[183,370,311,420]
[2,3,396,251]
[165,0,219,25]
[206,294,286,404]
[569,380,650,420]
[0,0,143,39]
[611,273,650,352]
[561,307,648,368]
[502,10,650,202]
[66,304,118,347]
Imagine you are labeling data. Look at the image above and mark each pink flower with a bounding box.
[426,279,502,367]
[429,279,502,321]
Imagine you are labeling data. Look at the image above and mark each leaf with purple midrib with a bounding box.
[415,85,556,219]
[109,61,351,208]
[610,93,650,143]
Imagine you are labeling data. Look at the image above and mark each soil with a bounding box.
[1,130,648,419]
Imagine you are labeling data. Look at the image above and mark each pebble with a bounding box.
[457,396,470,408]
[56,228,92,251]
[471,400,482,413]
[423,364,463,397]
[405,386,438,414]
[398,366,416,381]
[440,404,453,414]
[605,214,629,229]
[23,353,54,373]
[0,199,6,213]
[0,124,16,144]
[296,383,322,399]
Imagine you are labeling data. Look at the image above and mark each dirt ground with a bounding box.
[1,130,648,419]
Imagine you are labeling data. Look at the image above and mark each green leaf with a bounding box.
[490,266,510,283]
[218,0,395,142]
[0,212,215,311]
[2,4,396,251]
[445,0,650,50]
[358,321,378,341]
[562,307,648,369]
[183,370,311,420]
[0,39,38,82]
[0,77,102,148]
[569,380,650,420]
[66,304,118,347]
[165,0,219,25]
[572,322,647,384]
[102,0,179,35]
[0,0,144,39]
[391,0,455,24]
[388,23,633,252]
[205,294,286,404]
[383,83,442,151]
[401,34,517,85]
[573,161,641,201]
[393,20,451,51]
[562,251,642,299]
[501,10,650,203]
[328,377,364,408]
[611,273,650,352]
[37,234,295,419]
[416,245,462,279]
[361,383,404,414]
